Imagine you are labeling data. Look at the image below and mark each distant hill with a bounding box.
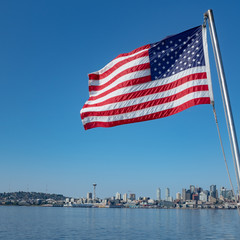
[0,191,66,201]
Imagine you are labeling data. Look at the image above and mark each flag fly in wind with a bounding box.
[80,25,214,130]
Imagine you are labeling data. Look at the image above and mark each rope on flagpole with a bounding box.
[212,103,238,203]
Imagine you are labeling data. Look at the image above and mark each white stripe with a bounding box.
[89,69,151,97]
[82,91,210,124]
[89,56,150,88]
[90,49,149,76]
[81,79,209,113]
[87,66,207,104]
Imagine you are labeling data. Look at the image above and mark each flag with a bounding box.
[80,25,213,130]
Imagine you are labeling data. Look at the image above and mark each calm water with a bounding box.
[0,206,240,239]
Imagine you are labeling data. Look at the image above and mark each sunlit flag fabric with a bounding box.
[80,25,214,130]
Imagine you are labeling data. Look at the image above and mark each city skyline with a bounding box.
[1,1,240,199]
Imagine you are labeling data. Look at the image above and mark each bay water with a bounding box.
[0,206,240,239]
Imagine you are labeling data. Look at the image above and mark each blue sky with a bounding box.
[0,0,240,199]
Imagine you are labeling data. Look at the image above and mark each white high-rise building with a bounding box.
[176,192,181,200]
[87,192,92,200]
[116,192,121,200]
[157,188,161,201]
[123,193,128,202]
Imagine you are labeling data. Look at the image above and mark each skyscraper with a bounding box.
[182,188,186,201]
[210,185,217,198]
[165,188,170,201]
[87,192,92,200]
[123,193,128,202]
[157,188,161,201]
[116,192,121,200]
[176,192,181,200]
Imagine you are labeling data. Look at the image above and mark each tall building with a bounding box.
[165,188,170,201]
[182,188,186,201]
[87,192,92,200]
[176,192,181,200]
[116,192,121,200]
[157,188,161,201]
[190,185,195,194]
[123,193,128,202]
[210,185,217,198]
[186,190,191,200]
[129,193,136,201]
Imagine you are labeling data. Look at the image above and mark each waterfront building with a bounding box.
[199,191,208,202]
[129,194,136,201]
[157,188,161,201]
[87,192,92,200]
[116,192,121,200]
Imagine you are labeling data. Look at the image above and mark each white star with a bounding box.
[154,68,157,71]
[166,45,169,48]
[189,64,191,67]
[170,56,173,59]
[162,66,165,69]
[154,59,157,63]
[192,52,195,55]
[193,59,196,62]
[170,41,173,44]
[155,76,158,79]
[196,33,199,36]
[180,68,183,70]
[166,61,169,64]
[162,42,165,45]
[157,47,160,50]
[158,63,161,66]
[176,66,179,69]
[162,58,165,61]
[191,45,194,48]
[196,40,199,43]
[175,44,178,47]
[184,62,187,65]
[187,44,190,47]
[196,47,199,50]
[154,52,156,54]
[188,57,191,60]
[172,72,175,74]
[175,51,178,54]
[159,71,161,74]
[184,56,187,59]
[180,61,183,64]
[164,74,166,77]
[183,49,186,52]
[162,50,165,53]
[167,53,169,56]
[158,54,161,58]
[197,54,199,57]
[178,39,182,42]
[192,39,195,42]
[188,36,191,40]
[183,42,186,44]
[188,50,191,53]
[179,46,182,49]
[197,61,201,64]
[171,48,174,51]
[167,69,170,72]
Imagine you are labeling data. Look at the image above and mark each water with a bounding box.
[0,206,240,239]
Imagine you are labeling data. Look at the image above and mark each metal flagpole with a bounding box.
[204,9,240,204]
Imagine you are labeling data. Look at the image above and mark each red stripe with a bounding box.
[115,44,150,59]
[83,98,210,130]
[89,50,149,80]
[86,72,207,106]
[89,63,150,92]
[81,85,209,119]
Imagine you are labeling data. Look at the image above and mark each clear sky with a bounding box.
[1,0,240,199]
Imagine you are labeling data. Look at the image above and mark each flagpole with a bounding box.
[204,9,240,203]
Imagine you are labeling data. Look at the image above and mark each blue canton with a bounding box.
[149,26,205,81]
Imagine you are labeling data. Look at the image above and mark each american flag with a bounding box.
[81,25,213,130]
